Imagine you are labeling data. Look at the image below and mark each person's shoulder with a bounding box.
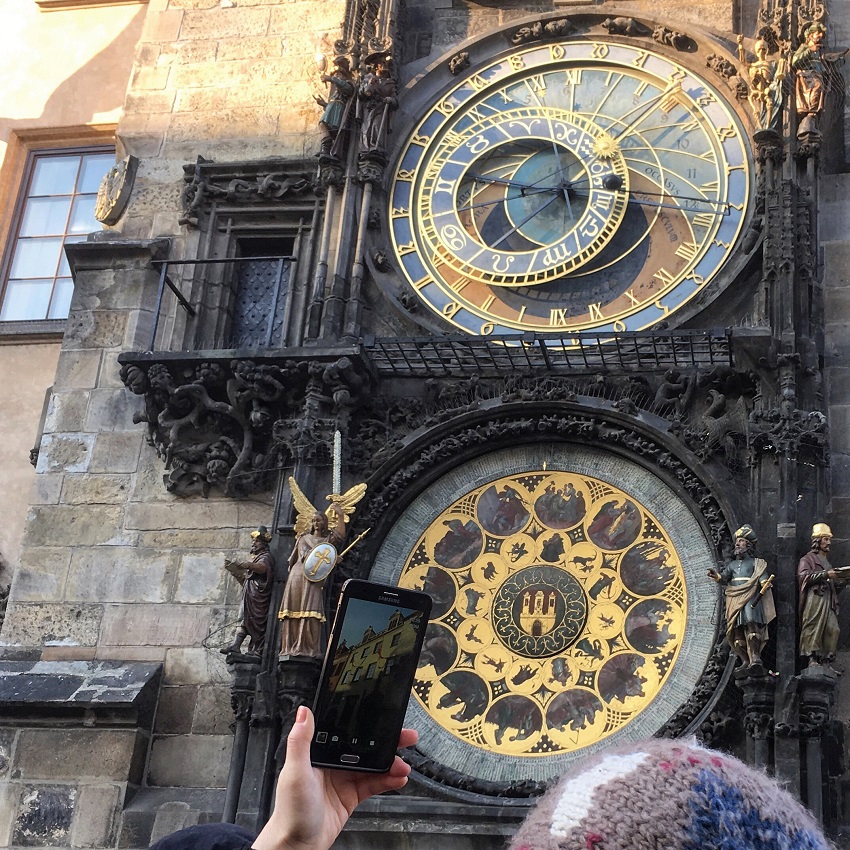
[148,822,257,850]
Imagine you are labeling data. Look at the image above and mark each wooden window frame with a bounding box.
[35,0,148,11]
[0,127,115,338]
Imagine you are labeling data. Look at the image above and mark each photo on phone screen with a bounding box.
[311,580,432,772]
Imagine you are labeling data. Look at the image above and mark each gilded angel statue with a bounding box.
[278,477,367,658]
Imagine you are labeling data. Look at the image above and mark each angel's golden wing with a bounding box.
[289,476,318,536]
[326,482,367,530]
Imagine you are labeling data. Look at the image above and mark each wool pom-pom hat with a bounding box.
[510,738,832,850]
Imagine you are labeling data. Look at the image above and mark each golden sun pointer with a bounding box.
[593,132,619,159]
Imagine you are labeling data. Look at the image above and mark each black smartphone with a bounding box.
[310,579,432,772]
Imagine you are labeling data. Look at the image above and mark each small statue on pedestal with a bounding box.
[737,34,787,133]
[791,22,847,138]
[316,55,355,161]
[279,477,367,659]
[221,526,275,656]
[358,52,398,161]
[707,524,776,669]
[798,522,849,667]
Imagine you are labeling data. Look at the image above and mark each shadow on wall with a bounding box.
[0,5,146,133]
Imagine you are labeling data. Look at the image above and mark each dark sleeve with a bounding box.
[806,570,831,584]
[148,823,257,850]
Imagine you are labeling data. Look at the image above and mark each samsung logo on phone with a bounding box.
[378,594,399,602]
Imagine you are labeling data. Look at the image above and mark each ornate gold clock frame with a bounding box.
[376,25,755,337]
[370,445,718,785]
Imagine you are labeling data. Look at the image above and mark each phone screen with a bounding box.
[311,580,431,772]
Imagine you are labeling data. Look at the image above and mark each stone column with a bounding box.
[798,665,839,823]
[737,668,777,769]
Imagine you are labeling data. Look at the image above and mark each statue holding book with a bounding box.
[221,526,275,656]
[799,523,849,667]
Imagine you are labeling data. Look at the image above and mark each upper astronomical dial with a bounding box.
[422,108,630,287]
[389,39,751,336]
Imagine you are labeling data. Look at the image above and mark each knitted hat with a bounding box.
[510,738,832,850]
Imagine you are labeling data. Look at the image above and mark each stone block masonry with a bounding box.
[0,662,160,849]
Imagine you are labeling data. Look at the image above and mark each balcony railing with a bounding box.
[362,329,732,377]
[148,255,294,352]
[144,257,733,377]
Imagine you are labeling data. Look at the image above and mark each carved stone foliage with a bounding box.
[228,657,260,724]
[736,668,778,742]
[798,666,839,738]
[748,368,828,465]
[179,157,318,227]
[749,406,828,464]
[119,354,372,497]
[347,367,760,482]
[350,406,730,565]
[657,641,739,746]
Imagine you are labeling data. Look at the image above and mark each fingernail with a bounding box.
[296,705,308,724]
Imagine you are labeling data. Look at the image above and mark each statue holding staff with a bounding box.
[316,55,355,160]
[358,52,398,157]
[707,524,776,669]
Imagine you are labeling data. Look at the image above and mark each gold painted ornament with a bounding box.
[398,470,687,756]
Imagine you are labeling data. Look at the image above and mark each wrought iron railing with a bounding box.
[361,329,732,377]
[148,256,295,351]
[143,257,732,375]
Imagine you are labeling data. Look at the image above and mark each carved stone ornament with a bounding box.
[228,657,260,724]
[657,642,737,746]
[749,406,828,464]
[179,156,317,227]
[737,667,777,740]
[511,18,574,45]
[706,53,738,79]
[344,365,761,491]
[119,354,371,497]
[95,155,139,226]
[652,25,696,52]
[601,17,651,37]
[798,665,839,737]
[448,51,470,75]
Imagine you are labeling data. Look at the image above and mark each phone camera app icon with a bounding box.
[331,735,339,743]
[316,732,328,743]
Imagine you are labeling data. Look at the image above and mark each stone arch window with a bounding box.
[175,158,320,353]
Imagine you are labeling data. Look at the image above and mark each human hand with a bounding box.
[252,706,417,850]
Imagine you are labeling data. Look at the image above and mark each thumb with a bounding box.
[286,705,314,764]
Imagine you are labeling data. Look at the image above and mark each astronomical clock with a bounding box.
[371,446,718,786]
[364,17,757,795]
[380,37,751,336]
